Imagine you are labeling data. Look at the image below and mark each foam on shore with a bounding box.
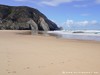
[48,30,100,41]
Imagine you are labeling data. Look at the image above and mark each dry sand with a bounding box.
[0,30,100,75]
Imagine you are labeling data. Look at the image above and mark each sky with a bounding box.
[0,0,100,30]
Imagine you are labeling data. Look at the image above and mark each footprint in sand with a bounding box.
[6,69,9,71]
[50,63,54,64]
[26,67,30,69]
[7,60,11,62]
[12,71,16,73]
[7,71,17,74]
[8,57,11,59]
[60,62,64,64]
[24,67,30,70]
[8,64,10,66]
[6,69,10,73]
[68,59,72,62]
[6,69,17,73]
[8,71,11,74]
[38,66,45,68]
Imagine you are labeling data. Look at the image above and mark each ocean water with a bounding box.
[48,30,100,41]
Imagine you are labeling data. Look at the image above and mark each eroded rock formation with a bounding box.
[0,4,59,30]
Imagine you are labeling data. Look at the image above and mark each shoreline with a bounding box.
[0,30,100,43]
[48,31,100,42]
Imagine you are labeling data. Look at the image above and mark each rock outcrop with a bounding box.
[27,19,38,34]
[0,4,59,30]
[39,17,50,31]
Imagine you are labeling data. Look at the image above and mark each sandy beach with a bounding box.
[0,30,100,75]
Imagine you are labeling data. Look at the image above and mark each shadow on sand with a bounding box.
[15,30,62,38]
[16,31,31,35]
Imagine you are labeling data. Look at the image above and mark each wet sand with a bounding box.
[0,30,100,75]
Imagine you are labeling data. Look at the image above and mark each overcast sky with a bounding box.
[1,0,100,30]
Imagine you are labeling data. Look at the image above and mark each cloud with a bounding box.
[74,4,88,8]
[40,0,83,6]
[14,0,84,6]
[81,13,90,16]
[95,0,100,4]
[40,0,73,6]
[14,0,28,2]
[64,20,74,27]
[64,20,98,27]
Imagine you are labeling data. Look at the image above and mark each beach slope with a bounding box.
[0,30,100,75]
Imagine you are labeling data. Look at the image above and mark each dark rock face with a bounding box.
[0,4,59,30]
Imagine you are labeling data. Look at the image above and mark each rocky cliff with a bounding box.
[0,4,59,30]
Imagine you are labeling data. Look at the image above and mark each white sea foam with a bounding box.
[48,30,100,36]
[48,30,100,41]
